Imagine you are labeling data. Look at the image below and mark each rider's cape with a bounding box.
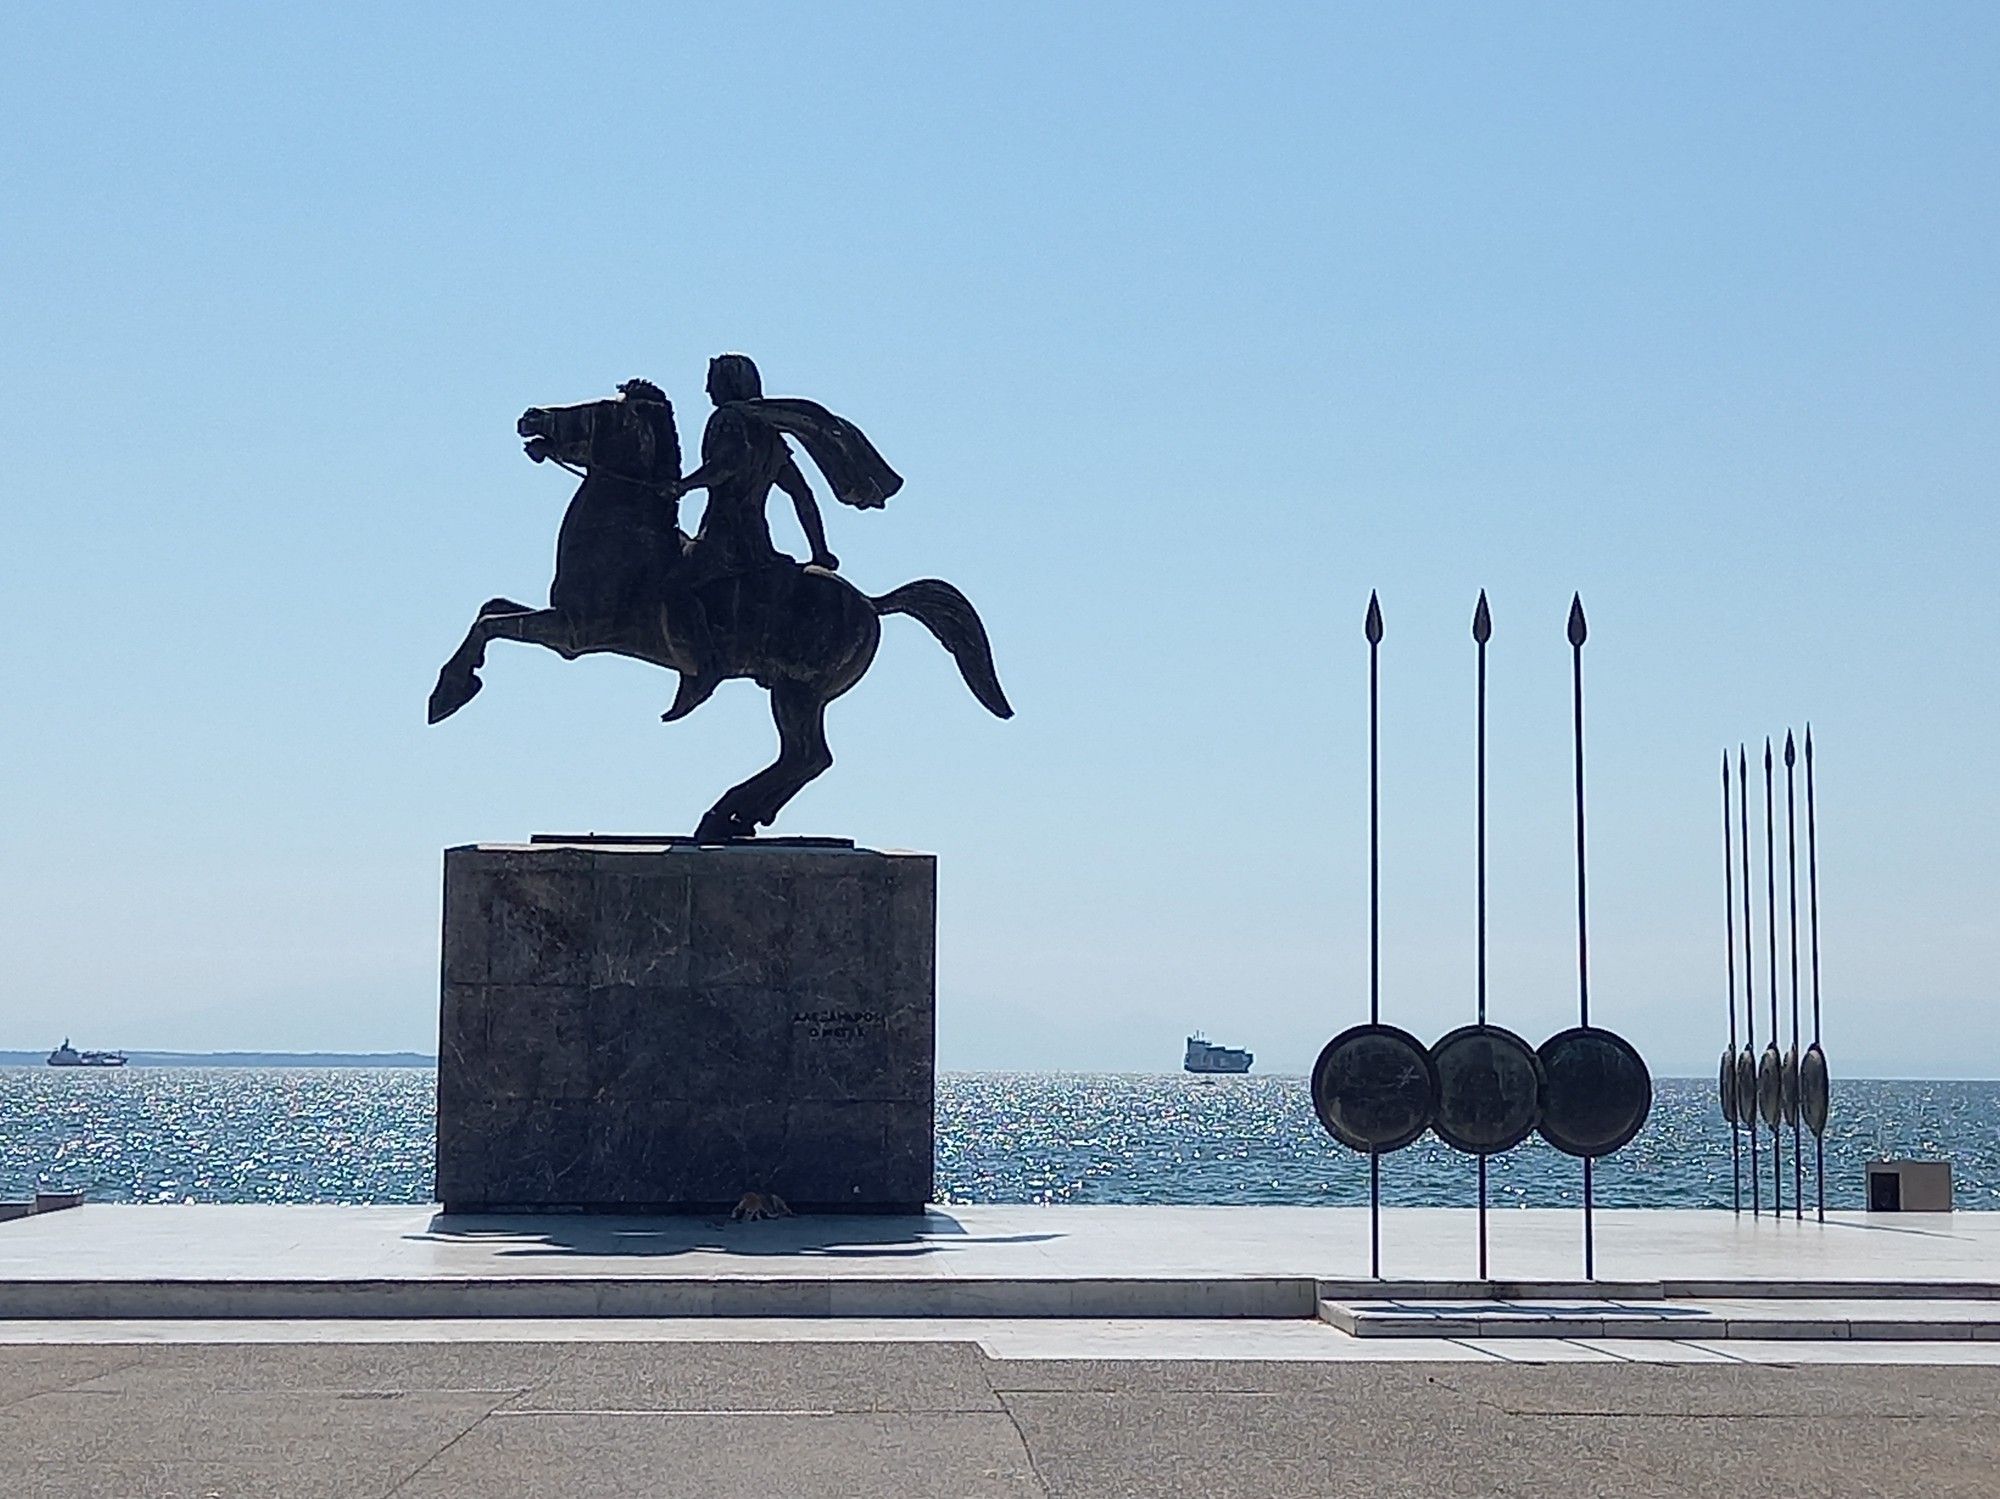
[729,398,903,510]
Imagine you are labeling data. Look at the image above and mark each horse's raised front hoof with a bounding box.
[427,669,483,724]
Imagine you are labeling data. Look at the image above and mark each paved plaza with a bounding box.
[5,1205,1999,1493]
[3,1337,1999,1497]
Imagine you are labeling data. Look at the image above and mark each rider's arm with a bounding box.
[778,458,839,570]
[673,457,728,495]
[673,409,750,496]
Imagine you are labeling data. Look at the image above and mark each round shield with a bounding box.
[1718,1045,1738,1127]
[1310,1023,1439,1154]
[1536,1026,1652,1159]
[1781,1044,1800,1127]
[1733,1048,1758,1132]
[1757,1042,1783,1129]
[1430,1024,1543,1155]
[1800,1042,1830,1136]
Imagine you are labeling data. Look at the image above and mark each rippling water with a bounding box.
[1,1068,1993,1209]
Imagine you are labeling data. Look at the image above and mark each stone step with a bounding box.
[1319,1296,2000,1340]
[1316,1277,2000,1301]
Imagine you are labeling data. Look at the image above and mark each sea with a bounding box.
[1,1069,1993,1210]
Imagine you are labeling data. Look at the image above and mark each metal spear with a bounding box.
[1806,725,1826,1221]
[1723,751,1741,1213]
[1740,744,1760,1216]
[1365,590,1383,1278]
[1473,590,1491,1275]
[1763,738,1782,1215]
[1786,731,1803,1219]
[1567,595,1594,1277]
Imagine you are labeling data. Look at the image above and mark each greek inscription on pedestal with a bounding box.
[792,1008,883,1042]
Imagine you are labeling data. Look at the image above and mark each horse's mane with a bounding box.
[619,378,669,405]
[611,379,682,480]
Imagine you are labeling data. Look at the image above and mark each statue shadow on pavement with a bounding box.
[409,1210,1064,1260]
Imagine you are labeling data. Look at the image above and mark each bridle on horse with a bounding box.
[538,404,679,494]
[544,453,677,494]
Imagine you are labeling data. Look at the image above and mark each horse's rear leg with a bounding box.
[428,605,578,723]
[692,683,832,841]
[756,685,833,827]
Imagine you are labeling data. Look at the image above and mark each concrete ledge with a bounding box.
[0,1194,84,1224]
[0,1276,1319,1322]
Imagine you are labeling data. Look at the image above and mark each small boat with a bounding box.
[1184,1032,1252,1074]
[47,1038,127,1068]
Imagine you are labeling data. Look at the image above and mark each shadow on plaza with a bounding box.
[408,1209,1064,1259]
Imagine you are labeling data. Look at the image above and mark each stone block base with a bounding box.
[436,841,935,1212]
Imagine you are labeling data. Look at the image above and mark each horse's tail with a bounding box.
[870,579,1014,719]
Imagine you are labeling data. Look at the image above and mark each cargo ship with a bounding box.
[1183,1033,1252,1074]
[47,1039,127,1068]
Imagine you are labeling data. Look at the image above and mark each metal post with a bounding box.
[1785,732,1802,1219]
[1723,752,1740,1213]
[1473,590,1491,1278]
[1365,591,1384,1278]
[1369,1153,1381,1279]
[1739,746,1759,1216]
[1806,725,1825,1222]
[1567,595,1593,1278]
[1764,739,1781,1216]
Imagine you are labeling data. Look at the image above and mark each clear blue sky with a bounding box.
[2,4,1994,1076]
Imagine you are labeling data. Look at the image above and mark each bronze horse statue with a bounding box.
[427,376,1011,841]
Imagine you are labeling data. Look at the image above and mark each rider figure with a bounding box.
[661,353,841,722]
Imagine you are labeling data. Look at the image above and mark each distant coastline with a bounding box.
[0,1051,435,1068]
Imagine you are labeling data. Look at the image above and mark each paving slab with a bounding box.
[986,1359,1507,1394]
[0,1387,504,1498]
[1434,1411,2000,1499]
[399,1411,1043,1499]
[1562,1338,1744,1363]
[1691,1338,2000,1366]
[0,1346,145,1405]
[490,1340,1002,1412]
[999,1387,1516,1499]
[1000,1361,2000,1499]
[1448,1336,1628,1363]
[1422,1359,2000,1417]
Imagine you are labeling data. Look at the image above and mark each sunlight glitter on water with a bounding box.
[0,1069,1993,1208]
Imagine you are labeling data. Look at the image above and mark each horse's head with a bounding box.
[517,380,682,485]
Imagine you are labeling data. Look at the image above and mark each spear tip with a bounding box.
[1472,590,1491,643]
[1764,737,1773,769]
[1722,749,1730,784]
[1805,722,1814,759]
[1566,593,1588,646]
[1739,743,1748,775]
[1364,591,1383,644]
[1785,730,1796,767]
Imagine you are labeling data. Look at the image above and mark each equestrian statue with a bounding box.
[427,354,1012,841]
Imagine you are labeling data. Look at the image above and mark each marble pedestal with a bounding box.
[436,841,935,1213]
